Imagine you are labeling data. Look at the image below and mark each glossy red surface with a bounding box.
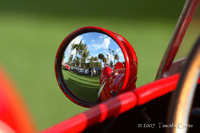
[64,64,70,70]
[42,92,137,133]
[99,66,112,85]
[99,66,125,101]
[113,33,138,92]
[115,62,125,69]
[134,74,179,105]
[43,74,181,133]
[0,65,35,133]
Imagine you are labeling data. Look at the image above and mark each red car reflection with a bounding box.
[98,62,127,101]
[64,64,70,71]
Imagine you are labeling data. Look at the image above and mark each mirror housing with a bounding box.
[55,26,138,107]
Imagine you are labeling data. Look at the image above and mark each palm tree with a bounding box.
[78,44,86,68]
[98,53,104,67]
[114,54,119,63]
[83,49,90,69]
[90,56,94,67]
[94,56,98,67]
[103,57,107,67]
[112,50,115,65]
[71,41,83,67]
[110,61,113,68]
[76,57,80,67]
[106,54,109,65]
[109,48,111,65]
[97,62,101,68]
[70,43,75,56]
[71,43,77,58]
[68,55,73,65]
[94,56,98,62]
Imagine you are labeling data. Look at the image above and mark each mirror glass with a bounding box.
[61,32,125,103]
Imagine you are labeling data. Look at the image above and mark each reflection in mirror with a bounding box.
[61,32,125,103]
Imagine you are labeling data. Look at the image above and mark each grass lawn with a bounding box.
[62,70,99,103]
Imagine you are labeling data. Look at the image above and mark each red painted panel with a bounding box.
[135,74,180,105]
[44,74,181,133]
[42,92,137,133]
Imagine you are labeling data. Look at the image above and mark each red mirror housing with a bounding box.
[55,26,138,107]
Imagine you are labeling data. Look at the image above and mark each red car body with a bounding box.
[98,62,135,102]
[64,64,70,71]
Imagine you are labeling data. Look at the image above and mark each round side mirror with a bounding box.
[55,26,138,107]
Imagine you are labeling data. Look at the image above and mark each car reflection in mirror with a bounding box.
[61,32,125,103]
